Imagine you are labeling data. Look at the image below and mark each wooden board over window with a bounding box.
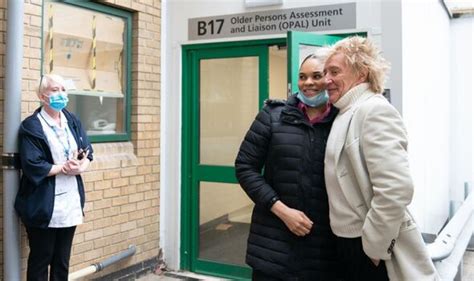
[43,3,125,95]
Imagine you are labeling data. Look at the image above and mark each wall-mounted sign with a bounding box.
[188,3,356,40]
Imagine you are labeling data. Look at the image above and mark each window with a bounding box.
[42,1,132,142]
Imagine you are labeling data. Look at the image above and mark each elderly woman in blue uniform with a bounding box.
[15,74,93,281]
[235,49,341,281]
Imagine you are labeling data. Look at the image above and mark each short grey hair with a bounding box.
[37,74,65,96]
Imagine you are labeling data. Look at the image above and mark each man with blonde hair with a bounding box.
[323,36,438,281]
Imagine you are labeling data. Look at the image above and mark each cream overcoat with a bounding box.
[328,90,439,281]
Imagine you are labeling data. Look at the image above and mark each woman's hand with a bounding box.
[271,200,313,236]
[62,159,82,175]
[62,150,90,175]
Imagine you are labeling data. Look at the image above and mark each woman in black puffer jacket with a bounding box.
[235,50,341,281]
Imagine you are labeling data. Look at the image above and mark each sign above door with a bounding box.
[188,3,356,40]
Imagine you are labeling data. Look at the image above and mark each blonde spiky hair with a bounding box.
[327,36,390,94]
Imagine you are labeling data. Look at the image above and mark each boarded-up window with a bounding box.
[42,2,129,139]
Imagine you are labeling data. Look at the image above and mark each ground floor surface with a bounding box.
[135,250,474,281]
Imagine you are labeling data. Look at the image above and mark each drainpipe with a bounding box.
[68,245,136,280]
[3,0,24,280]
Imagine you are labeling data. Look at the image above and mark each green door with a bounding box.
[181,33,352,280]
[181,43,271,280]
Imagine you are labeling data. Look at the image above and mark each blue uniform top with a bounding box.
[15,107,93,228]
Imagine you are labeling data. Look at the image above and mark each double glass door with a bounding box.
[181,32,341,280]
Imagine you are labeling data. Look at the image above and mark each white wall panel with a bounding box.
[401,0,451,233]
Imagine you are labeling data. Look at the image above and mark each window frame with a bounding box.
[41,0,133,142]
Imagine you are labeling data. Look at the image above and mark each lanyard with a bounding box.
[39,112,71,160]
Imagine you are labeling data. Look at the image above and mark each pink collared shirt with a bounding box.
[297,102,331,124]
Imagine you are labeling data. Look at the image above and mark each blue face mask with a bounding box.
[297,89,329,108]
[48,91,69,112]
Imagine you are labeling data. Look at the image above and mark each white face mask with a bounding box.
[297,89,329,107]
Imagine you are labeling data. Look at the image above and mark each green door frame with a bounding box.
[181,38,285,280]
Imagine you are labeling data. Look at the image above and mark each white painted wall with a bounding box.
[160,0,182,270]
[380,0,403,111]
[401,0,451,233]
[449,16,473,202]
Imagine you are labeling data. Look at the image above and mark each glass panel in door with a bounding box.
[199,182,253,266]
[269,45,287,100]
[199,57,259,166]
[197,55,259,267]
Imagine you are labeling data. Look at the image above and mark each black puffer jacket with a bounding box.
[235,95,340,281]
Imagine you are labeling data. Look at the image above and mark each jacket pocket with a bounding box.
[344,138,372,202]
[386,221,438,281]
[337,164,368,219]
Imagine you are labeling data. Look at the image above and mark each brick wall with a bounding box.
[1,0,161,279]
